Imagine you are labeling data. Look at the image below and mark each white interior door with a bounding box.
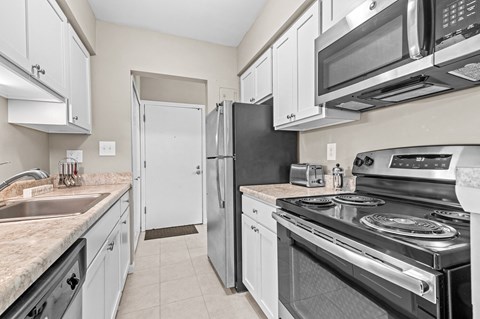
[131,78,142,248]
[144,102,203,229]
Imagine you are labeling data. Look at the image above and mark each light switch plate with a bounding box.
[66,150,83,163]
[99,141,116,156]
[327,143,336,161]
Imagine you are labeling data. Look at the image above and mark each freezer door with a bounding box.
[206,157,235,288]
[206,101,233,158]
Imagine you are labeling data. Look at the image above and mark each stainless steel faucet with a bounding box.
[0,168,50,192]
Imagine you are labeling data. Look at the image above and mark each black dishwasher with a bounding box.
[0,238,86,319]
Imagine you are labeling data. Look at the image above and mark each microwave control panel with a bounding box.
[435,0,479,51]
[389,154,453,170]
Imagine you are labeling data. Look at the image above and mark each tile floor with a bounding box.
[115,224,267,319]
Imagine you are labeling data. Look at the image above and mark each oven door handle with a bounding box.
[273,211,436,304]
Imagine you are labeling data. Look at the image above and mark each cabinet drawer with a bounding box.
[84,200,121,266]
[119,191,130,215]
[242,195,277,233]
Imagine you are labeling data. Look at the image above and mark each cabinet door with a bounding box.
[322,0,365,33]
[105,226,122,319]
[83,241,107,319]
[240,67,255,103]
[0,0,29,71]
[273,29,297,127]
[68,25,91,131]
[295,1,321,120]
[254,49,272,102]
[258,224,278,319]
[27,0,68,96]
[242,214,259,298]
[120,211,131,288]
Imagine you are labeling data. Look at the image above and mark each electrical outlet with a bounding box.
[66,150,83,163]
[327,143,336,161]
[99,141,116,156]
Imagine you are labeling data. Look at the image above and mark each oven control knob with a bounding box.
[354,157,364,167]
[364,156,374,166]
[66,273,79,290]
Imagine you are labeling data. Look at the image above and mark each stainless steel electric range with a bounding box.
[274,146,477,319]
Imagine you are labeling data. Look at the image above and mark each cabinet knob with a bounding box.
[38,69,46,76]
[291,113,296,118]
[122,220,127,224]
[107,241,115,251]
[254,228,259,233]
[286,115,291,119]
[251,225,255,230]
[252,209,258,214]
[72,116,79,121]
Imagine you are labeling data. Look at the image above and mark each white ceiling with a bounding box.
[87,0,267,47]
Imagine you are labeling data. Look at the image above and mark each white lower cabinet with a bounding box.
[82,191,130,319]
[242,195,278,319]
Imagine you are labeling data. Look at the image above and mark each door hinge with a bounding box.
[144,161,146,168]
[144,207,147,214]
[143,114,146,122]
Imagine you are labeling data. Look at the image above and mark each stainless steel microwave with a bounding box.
[315,0,480,111]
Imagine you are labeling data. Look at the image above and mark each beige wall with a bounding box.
[56,0,96,54]
[48,21,238,173]
[0,97,50,181]
[299,87,480,176]
[139,74,207,105]
[237,0,314,73]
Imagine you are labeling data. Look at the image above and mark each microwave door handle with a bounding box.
[407,0,424,59]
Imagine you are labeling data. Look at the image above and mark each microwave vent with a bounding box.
[336,101,374,111]
[448,63,480,82]
[376,84,450,102]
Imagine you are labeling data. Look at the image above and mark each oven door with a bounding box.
[275,212,443,319]
[315,0,435,109]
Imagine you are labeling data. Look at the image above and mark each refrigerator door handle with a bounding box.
[215,104,222,156]
[216,158,225,208]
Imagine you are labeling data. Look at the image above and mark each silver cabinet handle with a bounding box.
[291,113,296,118]
[38,69,46,76]
[107,241,115,251]
[251,225,255,230]
[122,199,129,203]
[122,220,127,224]
[286,115,291,119]
[253,209,258,214]
[31,64,40,74]
[195,170,201,175]
[407,0,423,59]
[72,116,79,121]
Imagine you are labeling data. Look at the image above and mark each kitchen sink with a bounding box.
[0,193,110,223]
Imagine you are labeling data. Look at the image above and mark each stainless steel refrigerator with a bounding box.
[206,100,297,291]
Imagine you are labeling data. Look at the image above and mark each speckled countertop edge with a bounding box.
[456,167,480,189]
[0,180,131,315]
[240,182,352,206]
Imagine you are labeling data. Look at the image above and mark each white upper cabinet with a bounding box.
[7,23,92,134]
[321,0,366,33]
[240,49,273,104]
[240,68,255,103]
[0,0,29,71]
[27,0,68,97]
[273,1,359,131]
[68,24,91,131]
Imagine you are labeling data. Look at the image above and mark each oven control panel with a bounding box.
[390,154,453,170]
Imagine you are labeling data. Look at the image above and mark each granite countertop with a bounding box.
[240,183,351,206]
[456,167,480,189]
[0,178,131,315]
